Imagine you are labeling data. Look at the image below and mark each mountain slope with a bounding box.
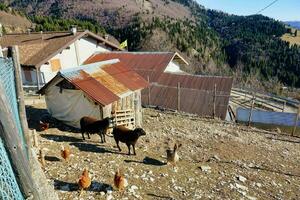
[2,0,300,89]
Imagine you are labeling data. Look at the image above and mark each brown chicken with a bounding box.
[114,169,128,192]
[166,143,182,167]
[39,121,49,131]
[60,146,71,162]
[78,169,91,195]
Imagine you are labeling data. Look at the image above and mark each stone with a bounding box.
[100,192,105,196]
[256,183,262,188]
[200,166,211,172]
[106,194,113,200]
[237,175,247,183]
[235,183,248,191]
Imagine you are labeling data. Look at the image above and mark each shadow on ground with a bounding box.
[69,142,123,155]
[40,134,82,143]
[26,105,80,133]
[124,156,166,166]
[54,179,112,192]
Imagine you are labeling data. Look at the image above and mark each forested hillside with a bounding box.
[1,0,300,89]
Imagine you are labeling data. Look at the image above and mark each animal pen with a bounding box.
[142,73,233,120]
[38,61,148,129]
[0,47,40,199]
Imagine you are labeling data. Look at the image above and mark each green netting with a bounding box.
[0,57,24,199]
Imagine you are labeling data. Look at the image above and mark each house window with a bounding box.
[24,69,32,82]
[50,59,62,72]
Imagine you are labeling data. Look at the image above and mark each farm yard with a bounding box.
[27,100,300,200]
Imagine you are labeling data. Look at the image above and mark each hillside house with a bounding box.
[37,60,148,128]
[0,29,122,89]
[84,52,233,119]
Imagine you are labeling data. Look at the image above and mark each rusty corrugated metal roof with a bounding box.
[62,70,119,106]
[38,61,148,106]
[83,52,185,82]
[102,63,149,91]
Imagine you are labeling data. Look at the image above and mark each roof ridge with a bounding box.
[4,31,85,35]
[96,51,174,55]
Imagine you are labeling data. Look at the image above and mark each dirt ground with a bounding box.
[26,103,300,200]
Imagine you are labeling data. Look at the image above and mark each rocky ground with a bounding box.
[27,103,300,200]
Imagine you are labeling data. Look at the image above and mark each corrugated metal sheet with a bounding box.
[102,63,149,91]
[157,73,233,92]
[62,70,119,106]
[236,108,300,127]
[140,73,233,120]
[39,61,149,106]
[84,52,176,82]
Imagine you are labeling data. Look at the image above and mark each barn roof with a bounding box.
[38,60,148,106]
[0,30,122,67]
[83,51,189,82]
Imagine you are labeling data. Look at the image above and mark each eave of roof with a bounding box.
[0,30,123,68]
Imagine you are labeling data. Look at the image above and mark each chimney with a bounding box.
[70,26,77,35]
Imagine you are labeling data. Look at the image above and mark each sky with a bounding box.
[197,0,300,21]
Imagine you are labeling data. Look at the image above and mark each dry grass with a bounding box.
[281,32,300,46]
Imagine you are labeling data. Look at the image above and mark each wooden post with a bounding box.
[282,101,286,112]
[292,106,300,136]
[213,84,217,118]
[32,129,39,148]
[36,68,40,90]
[11,46,31,156]
[248,94,256,127]
[0,83,40,199]
[147,76,151,106]
[177,82,181,112]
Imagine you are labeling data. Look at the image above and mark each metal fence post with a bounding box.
[292,106,300,136]
[248,93,256,127]
[177,82,181,111]
[147,76,151,106]
[213,84,217,118]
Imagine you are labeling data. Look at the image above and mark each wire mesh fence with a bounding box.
[0,57,25,200]
[0,138,23,200]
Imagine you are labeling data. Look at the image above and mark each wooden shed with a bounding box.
[37,60,148,128]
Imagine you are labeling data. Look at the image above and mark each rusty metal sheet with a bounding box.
[62,70,119,106]
[141,73,233,120]
[84,52,175,82]
[90,69,130,96]
[102,63,149,91]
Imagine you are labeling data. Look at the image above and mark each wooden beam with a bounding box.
[11,46,31,156]
[177,82,181,111]
[292,106,300,136]
[248,94,256,127]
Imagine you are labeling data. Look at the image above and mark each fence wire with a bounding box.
[0,57,24,200]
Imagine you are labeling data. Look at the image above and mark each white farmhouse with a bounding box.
[0,29,121,89]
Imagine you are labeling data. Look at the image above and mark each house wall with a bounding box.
[44,86,103,128]
[36,37,111,85]
[164,61,184,73]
